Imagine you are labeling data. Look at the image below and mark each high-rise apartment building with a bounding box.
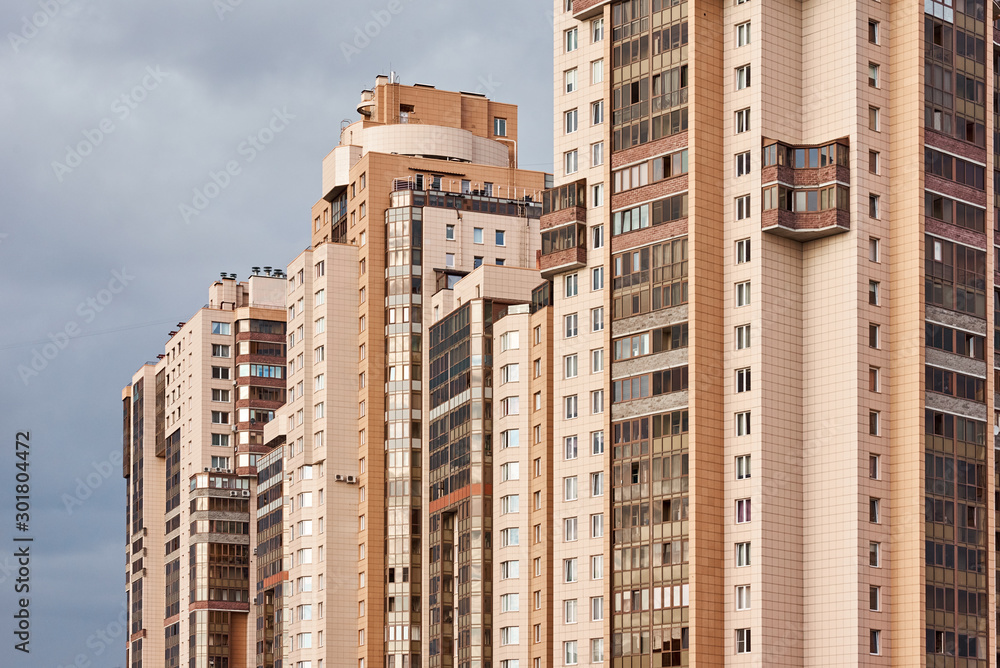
[549,0,996,666]
[310,77,549,668]
[123,273,286,668]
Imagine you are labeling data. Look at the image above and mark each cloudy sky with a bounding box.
[0,1,552,665]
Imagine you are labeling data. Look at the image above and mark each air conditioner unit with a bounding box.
[229,490,239,497]
[204,467,210,472]
[231,424,238,431]
[242,490,251,497]
[252,548,258,555]
[346,475,358,484]
[335,474,345,482]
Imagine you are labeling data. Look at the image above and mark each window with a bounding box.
[211,321,231,335]
[592,431,604,455]
[870,585,880,611]
[870,454,880,479]
[735,107,750,133]
[736,455,751,480]
[565,476,578,501]
[211,434,229,447]
[501,528,520,546]
[591,307,603,332]
[315,374,325,390]
[869,150,880,174]
[592,142,604,170]
[592,59,603,83]
[736,151,751,177]
[869,630,881,656]
[736,542,751,567]
[869,410,880,435]
[736,21,750,46]
[736,585,750,611]
[736,629,751,654]
[736,324,751,349]
[500,594,519,612]
[445,224,455,241]
[211,366,230,380]
[564,558,578,582]
[592,17,604,41]
[736,367,751,393]
[565,150,579,175]
[565,27,578,51]
[564,273,579,298]
[473,256,483,269]
[869,194,880,218]
[592,555,604,579]
[565,108,578,134]
[315,317,326,333]
[869,323,880,348]
[211,389,230,402]
[868,62,879,87]
[591,472,604,497]
[869,106,880,131]
[868,19,879,44]
[500,626,519,646]
[473,227,483,244]
[210,456,229,469]
[592,182,604,205]
[869,237,880,262]
[737,412,751,438]
[736,498,751,523]
[565,313,578,338]
[736,281,751,306]
[564,354,578,378]
[500,331,519,351]
[591,267,605,292]
[736,65,751,89]
[565,68,578,93]
[591,389,604,414]
[869,281,880,305]
[501,363,520,384]
[565,395,578,419]
[591,638,604,663]
[212,344,230,358]
[211,411,229,424]
[592,351,605,376]
[565,517,578,541]
[494,117,507,137]
[587,596,604,622]
[445,253,455,268]
[501,429,520,449]
[501,560,519,579]
[565,641,578,665]
[501,495,520,514]
[869,541,881,567]
[496,229,506,246]
[501,462,520,481]
[869,497,880,523]
[565,435,579,460]
[736,194,751,220]
[869,366,881,392]
[501,396,520,416]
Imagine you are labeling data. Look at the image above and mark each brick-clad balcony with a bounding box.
[762,208,850,240]
[761,163,849,188]
[573,0,610,19]
[540,205,586,230]
[538,246,587,279]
